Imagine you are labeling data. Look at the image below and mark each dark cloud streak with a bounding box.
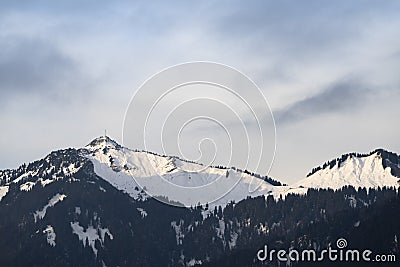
[214,1,400,61]
[275,79,370,124]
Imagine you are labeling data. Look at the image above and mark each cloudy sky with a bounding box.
[1,0,399,184]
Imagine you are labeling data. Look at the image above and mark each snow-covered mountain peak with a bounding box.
[306,149,400,178]
[85,136,122,152]
[293,149,400,190]
[81,136,285,207]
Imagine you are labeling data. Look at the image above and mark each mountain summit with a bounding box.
[82,136,283,208]
[293,149,400,190]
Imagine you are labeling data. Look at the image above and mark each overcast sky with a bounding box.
[1,0,399,184]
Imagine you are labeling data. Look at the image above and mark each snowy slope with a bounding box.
[34,193,67,223]
[0,186,8,201]
[292,150,400,190]
[0,149,84,202]
[83,136,285,208]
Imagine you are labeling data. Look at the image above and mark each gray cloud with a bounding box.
[0,37,79,100]
[215,1,400,50]
[274,79,370,124]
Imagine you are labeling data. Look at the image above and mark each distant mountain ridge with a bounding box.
[307,149,400,178]
[294,149,400,190]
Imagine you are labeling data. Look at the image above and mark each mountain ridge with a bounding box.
[307,148,400,178]
[86,136,284,186]
[295,148,400,190]
[1,136,400,208]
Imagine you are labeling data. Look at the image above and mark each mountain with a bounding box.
[0,137,399,266]
[85,136,285,208]
[292,149,400,190]
[0,136,284,210]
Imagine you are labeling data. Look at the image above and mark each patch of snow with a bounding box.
[99,227,114,242]
[346,195,357,208]
[271,222,281,230]
[34,193,67,223]
[75,207,81,215]
[228,232,238,249]
[244,218,251,227]
[67,177,80,183]
[71,223,99,255]
[63,163,80,175]
[187,259,202,266]
[137,208,147,218]
[257,223,268,235]
[19,179,56,191]
[13,171,35,183]
[70,221,113,256]
[216,219,225,239]
[43,225,56,247]
[277,187,308,199]
[20,181,35,191]
[13,162,81,192]
[171,220,185,245]
[40,179,55,187]
[0,186,9,201]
